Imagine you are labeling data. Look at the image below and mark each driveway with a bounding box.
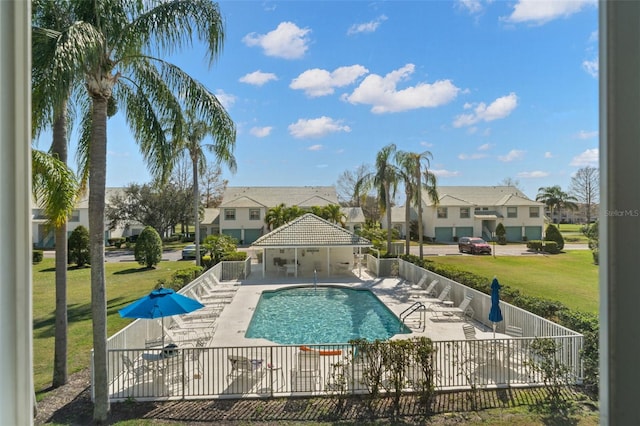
[408,242,589,257]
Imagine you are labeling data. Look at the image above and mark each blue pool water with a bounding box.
[245,286,411,344]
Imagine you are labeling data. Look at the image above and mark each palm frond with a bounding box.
[32,149,79,229]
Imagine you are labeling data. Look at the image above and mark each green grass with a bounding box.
[428,250,598,314]
[557,223,591,244]
[33,258,179,396]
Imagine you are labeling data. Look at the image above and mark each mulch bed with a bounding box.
[34,369,598,425]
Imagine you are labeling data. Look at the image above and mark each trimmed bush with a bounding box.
[134,226,163,268]
[107,237,125,248]
[33,250,44,264]
[544,223,565,251]
[543,241,559,254]
[527,240,543,252]
[495,223,507,244]
[221,251,248,261]
[68,225,90,267]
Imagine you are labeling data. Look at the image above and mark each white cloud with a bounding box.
[570,148,599,166]
[343,64,460,113]
[503,0,595,25]
[420,141,434,148]
[239,70,278,86]
[544,151,553,158]
[288,116,351,139]
[458,153,488,160]
[582,58,598,78]
[517,171,550,178]
[215,90,235,109]
[453,92,518,127]
[290,65,369,97]
[498,149,525,162]
[308,144,323,151]
[347,15,388,35]
[478,143,492,151]
[250,126,273,137]
[574,130,598,139]
[457,0,483,14]
[242,22,311,59]
[431,169,460,177]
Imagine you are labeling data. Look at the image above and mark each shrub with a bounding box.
[157,266,204,291]
[544,223,565,251]
[134,226,163,268]
[202,234,238,264]
[522,235,528,242]
[107,237,125,248]
[32,250,43,264]
[221,251,248,261]
[495,223,507,244]
[543,241,559,254]
[68,225,90,267]
[527,240,543,252]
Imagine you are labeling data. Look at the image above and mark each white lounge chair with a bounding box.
[291,349,322,392]
[431,294,475,320]
[409,279,439,298]
[424,285,452,309]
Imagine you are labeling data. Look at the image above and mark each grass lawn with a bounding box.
[427,250,598,314]
[32,258,180,397]
[558,223,591,244]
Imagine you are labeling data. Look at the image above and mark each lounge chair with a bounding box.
[121,354,152,383]
[505,325,523,337]
[423,285,452,309]
[225,354,265,394]
[409,279,439,298]
[291,349,322,392]
[431,294,475,320]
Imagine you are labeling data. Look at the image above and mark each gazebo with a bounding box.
[251,213,372,278]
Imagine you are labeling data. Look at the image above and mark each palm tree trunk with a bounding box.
[192,153,201,266]
[417,167,424,259]
[52,106,68,388]
[404,194,411,255]
[89,95,110,421]
[385,184,392,253]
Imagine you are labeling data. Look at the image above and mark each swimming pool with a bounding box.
[245,286,411,344]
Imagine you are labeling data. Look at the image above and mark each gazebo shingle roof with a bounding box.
[251,213,372,247]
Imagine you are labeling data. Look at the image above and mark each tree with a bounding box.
[38,1,230,419]
[356,144,400,254]
[336,164,371,206]
[106,182,191,237]
[495,223,506,244]
[32,0,87,389]
[544,223,565,252]
[134,226,163,268]
[569,166,599,224]
[202,233,237,264]
[172,111,236,266]
[536,185,578,228]
[498,177,524,191]
[201,166,227,208]
[265,203,287,230]
[68,225,90,267]
[395,149,439,257]
[321,204,346,226]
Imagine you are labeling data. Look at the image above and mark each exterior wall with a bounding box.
[219,206,266,244]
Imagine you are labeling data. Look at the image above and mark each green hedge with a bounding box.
[32,250,43,264]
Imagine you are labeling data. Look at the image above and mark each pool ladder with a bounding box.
[400,302,426,332]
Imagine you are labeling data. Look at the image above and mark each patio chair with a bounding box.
[423,285,452,309]
[462,324,493,365]
[226,355,264,393]
[291,349,322,392]
[409,279,439,298]
[505,325,523,337]
[121,354,152,383]
[431,294,475,320]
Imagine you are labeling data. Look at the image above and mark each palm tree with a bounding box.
[536,185,578,228]
[396,150,439,258]
[173,111,236,266]
[37,1,230,420]
[265,203,287,230]
[32,0,91,388]
[322,204,346,227]
[356,144,400,253]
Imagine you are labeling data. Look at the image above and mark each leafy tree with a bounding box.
[544,224,565,251]
[396,149,439,257]
[536,185,578,228]
[313,204,346,226]
[201,166,228,208]
[35,1,230,419]
[68,225,90,267]
[202,234,237,264]
[569,166,599,224]
[265,203,287,230]
[356,144,400,253]
[106,182,192,238]
[583,221,599,264]
[134,226,163,268]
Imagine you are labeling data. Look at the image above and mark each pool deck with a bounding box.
[210,268,493,348]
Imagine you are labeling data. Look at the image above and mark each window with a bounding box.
[224,209,236,220]
[32,209,47,219]
[460,207,470,219]
[249,209,260,220]
[69,210,80,222]
[437,207,448,219]
[529,207,540,218]
[507,207,518,218]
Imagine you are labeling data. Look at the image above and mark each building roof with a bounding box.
[424,186,543,207]
[251,213,372,248]
[341,207,366,224]
[220,186,338,208]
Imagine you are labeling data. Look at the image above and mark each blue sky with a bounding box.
[71,0,599,201]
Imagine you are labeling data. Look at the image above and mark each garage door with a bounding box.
[505,226,521,242]
[243,228,263,245]
[221,229,242,243]
[524,226,542,241]
[434,227,453,242]
[455,227,474,238]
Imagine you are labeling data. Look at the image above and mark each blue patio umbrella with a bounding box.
[488,277,503,338]
[119,287,205,348]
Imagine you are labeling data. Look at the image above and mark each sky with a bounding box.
[58,0,599,202]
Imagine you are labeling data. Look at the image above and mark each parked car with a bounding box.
[458,237,492,255]
[181,244,206,260]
